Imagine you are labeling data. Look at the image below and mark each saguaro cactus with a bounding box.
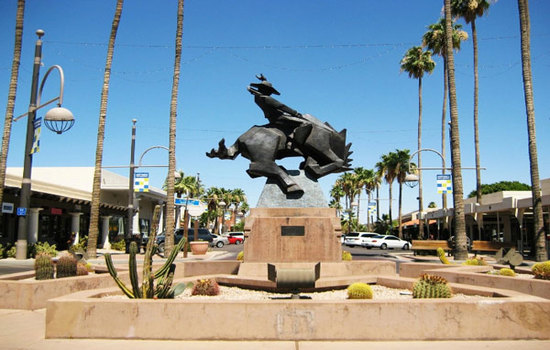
[104,205,189,298]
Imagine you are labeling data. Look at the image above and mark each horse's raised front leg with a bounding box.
[247,161,303,194]
[206,139,239,160]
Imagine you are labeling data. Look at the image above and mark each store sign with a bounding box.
[2,202,14,214]
[16,207,26,216]
[50,208,63,215]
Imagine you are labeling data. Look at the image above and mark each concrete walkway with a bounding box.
[1,308,548,350]
[1,250,548,349]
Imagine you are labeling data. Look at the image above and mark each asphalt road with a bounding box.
[0,242,409,275]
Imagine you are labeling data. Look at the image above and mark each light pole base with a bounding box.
[15,240,28,260]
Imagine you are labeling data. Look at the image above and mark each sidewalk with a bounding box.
[1,308,549,350]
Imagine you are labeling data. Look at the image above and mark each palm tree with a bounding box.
[376,152,399,232]
[229,188,246,231]
[353,167,369,222]
[87,0,124,258]
[0,0,25,210]
[400,46,435,240]
[517,0,546,261]
[444,0,468,260]
[164,0,184,256]
[357,168,377,230]
[451,0,491,207]
[329,184,345,217]
[422,18,468,212]
[394,149,412,239]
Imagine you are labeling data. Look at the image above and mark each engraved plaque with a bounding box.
[281,226,305,236]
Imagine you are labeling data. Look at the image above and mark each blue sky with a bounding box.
[1,0,549,222]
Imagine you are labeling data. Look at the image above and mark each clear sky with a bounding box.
[1,0,549,223]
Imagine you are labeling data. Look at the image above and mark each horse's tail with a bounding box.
[206,138,240,160]
[336,129,353,171]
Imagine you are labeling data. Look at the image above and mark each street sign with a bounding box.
[175,198,207,217]
[437,174,452,194]
[174,198,200,206]
[134,172,150,192]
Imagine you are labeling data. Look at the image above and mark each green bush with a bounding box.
[342,250,352,261]
[110,239,126,251]
[33,242,57,258]
[532,261,550,280]
[347,282,373,299]
[7,246,16,258]
[68,235,88,254]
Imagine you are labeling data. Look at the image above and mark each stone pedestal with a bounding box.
[244,207,342,263]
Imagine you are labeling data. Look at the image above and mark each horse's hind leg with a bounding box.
[247,161,303,194]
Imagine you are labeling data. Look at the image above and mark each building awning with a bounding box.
[401,219,437,228]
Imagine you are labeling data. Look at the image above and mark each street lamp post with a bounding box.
[14,30,75,259]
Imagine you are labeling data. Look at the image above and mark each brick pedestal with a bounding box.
[243,207,342,262]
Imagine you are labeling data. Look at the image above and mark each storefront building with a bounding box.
[0,167,166,250]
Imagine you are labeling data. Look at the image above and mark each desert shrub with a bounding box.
[236,251,244,261]
[33,242,57,258]
[437,247,451,264]
[347,282,373,299]
[532,261,550,280]
[412,274,452,299]
[462,257,487,266]
[342,250,352,261]
[69,235,88,254]
[192,278,220,296]
[111,239,126,251]
[7,246,16,258]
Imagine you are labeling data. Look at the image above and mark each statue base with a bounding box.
[244,207,342,263]
[256,169,327,208]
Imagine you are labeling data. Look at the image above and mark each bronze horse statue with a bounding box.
[207,75,352,194]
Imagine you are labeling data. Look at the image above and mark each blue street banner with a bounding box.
[30,117,42,154]
[437,174,452,194]
[134,172,149,192]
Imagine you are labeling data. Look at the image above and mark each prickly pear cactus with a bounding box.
[56,254,78,278]
[412,274,452,298]
[347,282,373,299]
[34,253,54,280]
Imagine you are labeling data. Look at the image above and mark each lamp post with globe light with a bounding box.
[13,30,75,259]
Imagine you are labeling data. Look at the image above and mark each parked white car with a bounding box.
[363,235,412,250]
[344,232,379,247]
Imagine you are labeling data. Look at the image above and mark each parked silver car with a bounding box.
[210,234,230,248]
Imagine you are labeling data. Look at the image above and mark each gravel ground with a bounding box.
[173,284,489,301]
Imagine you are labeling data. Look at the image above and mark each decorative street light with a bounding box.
[13,30,75,259]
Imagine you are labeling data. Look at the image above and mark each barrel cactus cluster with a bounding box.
[104,205,189,299]
[412,274,452,299]
[34,253,54,280]
[191,278,220,296]
[56,255,78,278]
[347,282,373,299]
[532,261,550,280]
[342,250,352,261]
[462,257,487,266]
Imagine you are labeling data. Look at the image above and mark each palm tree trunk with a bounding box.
[0,0,24,209]
[517,0,547,261]
[441,58,448,213]
[472,19,482,206]
[164,0,184,256]
[388,183,393,232]
[418,77,424,239]
[87,0,124,258]
[398,183,403,238]
[444,0,467,260]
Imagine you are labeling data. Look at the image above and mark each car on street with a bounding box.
[344,232,379,247]
[362,235,411,250]
[155,228,214,254]
[225,232,245,244]
[210,234,230,248]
